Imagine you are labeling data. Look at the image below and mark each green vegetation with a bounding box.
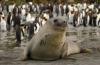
[1,0,100,5]
[4,0,26,5]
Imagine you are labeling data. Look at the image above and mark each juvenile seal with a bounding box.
[21,17,81,61]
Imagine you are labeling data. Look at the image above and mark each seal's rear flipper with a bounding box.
[80,48,93,53]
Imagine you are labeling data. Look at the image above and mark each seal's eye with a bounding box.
[63,21,66,23]
[54,19,58,23]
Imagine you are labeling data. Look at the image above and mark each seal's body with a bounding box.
[22,17,80,60]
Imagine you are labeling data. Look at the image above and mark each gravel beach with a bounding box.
[0,25,100,65]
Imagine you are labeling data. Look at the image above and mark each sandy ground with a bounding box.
[0,25,100,65]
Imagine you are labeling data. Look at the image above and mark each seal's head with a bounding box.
[50,17,67,31]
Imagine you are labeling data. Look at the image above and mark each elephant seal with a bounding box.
[21,17,81,61]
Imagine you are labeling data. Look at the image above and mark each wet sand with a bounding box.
[0,25,100,65]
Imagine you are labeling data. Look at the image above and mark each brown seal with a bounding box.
[21,17,81,61]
